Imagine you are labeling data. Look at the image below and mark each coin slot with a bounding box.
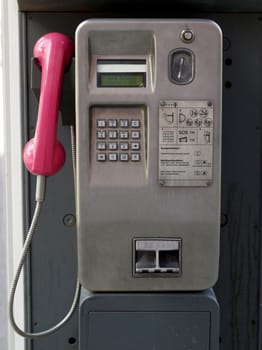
[168,48,195,85]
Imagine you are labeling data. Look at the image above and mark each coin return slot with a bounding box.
[136,251,156,271]
[134,239,181,275]
[159,250,179,270]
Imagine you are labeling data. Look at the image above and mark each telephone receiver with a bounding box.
[9,32,77,339]
[23,32,74,176]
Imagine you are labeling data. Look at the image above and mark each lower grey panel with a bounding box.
[87,312,209,350]
[80,290,219,350]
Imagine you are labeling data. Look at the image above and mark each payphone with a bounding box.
[9,18,222,341]
[76,19,222,291]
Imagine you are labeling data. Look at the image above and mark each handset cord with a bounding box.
[9,125,81,338]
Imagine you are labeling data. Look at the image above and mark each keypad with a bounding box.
[95,117,142,162]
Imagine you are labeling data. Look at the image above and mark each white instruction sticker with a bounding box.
[159,100,213,187]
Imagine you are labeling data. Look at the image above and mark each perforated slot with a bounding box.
[134,239,181,275]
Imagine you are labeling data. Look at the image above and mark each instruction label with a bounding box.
[159,100,213,187]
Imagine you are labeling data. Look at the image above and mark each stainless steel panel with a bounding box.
[76,19,222,291]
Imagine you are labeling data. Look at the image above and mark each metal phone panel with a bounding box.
[76,19,222,291]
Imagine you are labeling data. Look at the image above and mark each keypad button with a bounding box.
[97,153,106,161]
[108,142,118,150]
[120,153,129,161]
[97,130,106,139]
[131,153,140,162]
[131,120,140,128]
[108,130,118,139]
[97,119,106,128]
[108,119,117,128]
[131,142,140,150]
[119,131,129,139]
[97,142,106,150]
[120,119,129,128]
[131,131,140,139]
[108,153,118,161]
[120,142,129,150]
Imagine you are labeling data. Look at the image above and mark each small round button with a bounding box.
[181,29,195,43]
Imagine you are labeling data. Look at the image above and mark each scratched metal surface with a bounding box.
[21,12,262,350]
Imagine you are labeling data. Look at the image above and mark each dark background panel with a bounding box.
[22,14,89,350]
[213,14,262,350]
[21,12,262,350]
[17,0,262,12]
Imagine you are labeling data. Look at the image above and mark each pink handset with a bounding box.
[23,33,74,176]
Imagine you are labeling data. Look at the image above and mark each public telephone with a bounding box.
[76,19,222,291]
[9,19,222,338]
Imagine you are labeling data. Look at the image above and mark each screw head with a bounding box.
[63,214,76,227]
[181,29,195,43]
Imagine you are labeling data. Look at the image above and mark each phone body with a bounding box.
[75,19,222,291]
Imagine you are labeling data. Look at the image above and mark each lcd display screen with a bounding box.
[97,59,147,88]
[99,73,145,87]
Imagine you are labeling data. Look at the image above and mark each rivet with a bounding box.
[180,29,195,43]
